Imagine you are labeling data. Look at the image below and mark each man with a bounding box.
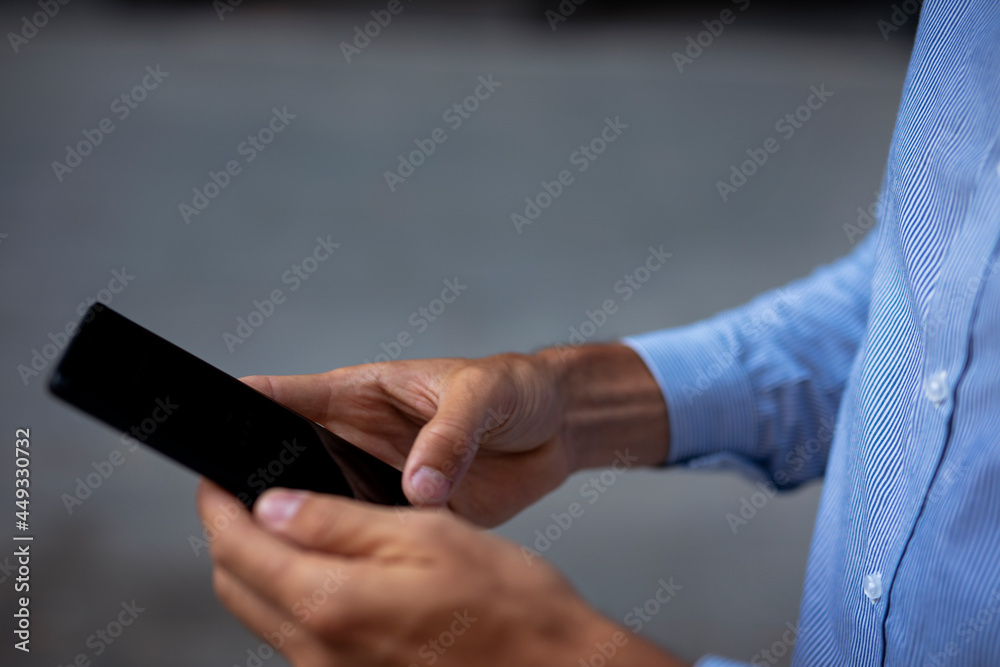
[198,1,1000,664]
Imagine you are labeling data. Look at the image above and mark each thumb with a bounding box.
[240,373,333,424]
[404,381,509,506]
[254,488,399,556]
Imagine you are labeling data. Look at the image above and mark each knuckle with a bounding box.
[453,364,496,393]
[292,497,342,545]
[302,597,352,636]
[411,510,456,543]
[423,418,470,449]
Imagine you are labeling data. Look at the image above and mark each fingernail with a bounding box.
[410,466,451,505]
[255,490,306,529]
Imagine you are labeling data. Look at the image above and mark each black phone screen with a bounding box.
[49,304,408,508]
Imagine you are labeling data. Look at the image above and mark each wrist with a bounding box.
[535,343,670,473]
[573,613,689,667]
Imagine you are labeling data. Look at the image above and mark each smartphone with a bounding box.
[48,304,409,508]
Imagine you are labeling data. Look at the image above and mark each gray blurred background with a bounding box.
[1,1,913,665]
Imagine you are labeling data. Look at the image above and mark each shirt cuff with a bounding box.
[623,321,758,467]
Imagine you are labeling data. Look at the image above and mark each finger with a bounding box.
[241,373,334,424]
[199,481,362,614]
[212,569,343,667]
[212,567,299,649]
[243,368,416,471]
[197,477,252,532]
[404,368,513,506]
[255,488,416,557]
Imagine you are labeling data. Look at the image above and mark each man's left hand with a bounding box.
[197,481,678,667]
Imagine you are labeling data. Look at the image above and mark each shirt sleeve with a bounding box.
[623,230,877,488]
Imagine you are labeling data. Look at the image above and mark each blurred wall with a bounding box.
[0,2,913,666]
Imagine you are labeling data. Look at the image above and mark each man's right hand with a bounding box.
[242,343,669,527]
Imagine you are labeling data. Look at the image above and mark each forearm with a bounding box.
[578,616,690,667]
[537,343,670,472]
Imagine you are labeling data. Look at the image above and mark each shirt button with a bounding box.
[863,573,882,603]
[924,370,949,404]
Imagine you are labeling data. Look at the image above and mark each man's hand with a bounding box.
[198,481,686,667]
[242,344,669,527]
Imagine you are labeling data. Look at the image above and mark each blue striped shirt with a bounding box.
[624,1,1000,664]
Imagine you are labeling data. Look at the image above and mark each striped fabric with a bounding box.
[624,1,1000,664]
